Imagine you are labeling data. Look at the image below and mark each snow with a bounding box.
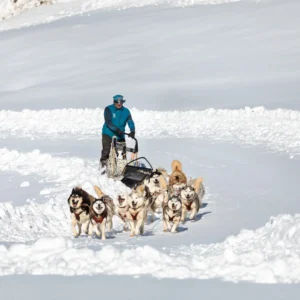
[1,214,299,283]
[0,0,300,297]
[1,107,300,158]
[0,0,241,23]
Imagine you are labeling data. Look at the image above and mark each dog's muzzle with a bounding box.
[72,200,79,207]
[118,196,125,203]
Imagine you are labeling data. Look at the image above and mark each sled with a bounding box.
[106,134,153,188]
[121,156,153,189]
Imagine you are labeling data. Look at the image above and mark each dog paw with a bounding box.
[130,234,135,237]
[163,229,168,232]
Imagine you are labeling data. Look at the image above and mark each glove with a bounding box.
[128,132,135,139]
[115,128,124,136]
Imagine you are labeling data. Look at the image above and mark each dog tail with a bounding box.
[193,177,204,194]
[94,186,104,198]
[171,160,182,172]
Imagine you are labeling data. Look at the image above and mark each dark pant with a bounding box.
[100,134,125,167]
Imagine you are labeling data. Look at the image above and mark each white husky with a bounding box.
[126,185,147,237]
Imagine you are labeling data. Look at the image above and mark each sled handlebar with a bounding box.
[124,133,138,153]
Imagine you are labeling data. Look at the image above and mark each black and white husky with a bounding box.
[163,194,182,233]
[67,187,94,238]
[180,177,205,223]
[144,169,168,222]
[88,198,108,240]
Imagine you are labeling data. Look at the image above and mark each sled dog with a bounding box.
[126,185,147,237]
[67,187,95,238]
[88,198,109,240]
[144,169,168,222]
[163,194,182,233]
[180,177,205,223]
[92,186,115,233]
[169,160,187,194]
[116,192,130,231]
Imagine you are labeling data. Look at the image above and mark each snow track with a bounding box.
[0,147,300,284]
[1,107,300,157]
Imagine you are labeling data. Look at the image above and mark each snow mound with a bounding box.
[0,0,53,20]
[0,214,299,283]
[1,107,300,157]
[0,0,242,21]
[20,181,30,187]
[0,148,131,242]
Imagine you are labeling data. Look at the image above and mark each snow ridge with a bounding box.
[0,148,130,242]
[0,0,242,21]
[1,107,300,157]
[0,214,299,283]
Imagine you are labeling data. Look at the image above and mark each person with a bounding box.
[100,95,135,173]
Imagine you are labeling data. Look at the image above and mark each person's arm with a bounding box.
[126,112,135,133]
[104,107,123,135]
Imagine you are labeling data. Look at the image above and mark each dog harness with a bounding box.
[184,202,193,211]
[72,203,90,221]
[129,205,144,221]
[166,209,181,222]
[118,212,128,221]
[129,212,138,221]
[92,210,107,224]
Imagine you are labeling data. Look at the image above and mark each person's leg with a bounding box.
[100,134,112,167]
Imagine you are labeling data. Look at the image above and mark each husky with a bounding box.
[67,187,95,238]
[163,194,182,233]
[126,185,147,237]
[116,192,130,231]
[93,186,115,232]
[88,198,109,240]
[169,160,187,195]
[180,177,205,223]
[144,169,168,222]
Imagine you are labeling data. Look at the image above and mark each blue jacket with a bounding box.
[102,104,135,139]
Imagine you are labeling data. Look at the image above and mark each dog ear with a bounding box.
[171,160,182,172]
[94,186,104,198]
[194,177,203,193]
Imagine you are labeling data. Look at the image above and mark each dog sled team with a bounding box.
[67,95,205,239]
[68,160,205,239]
